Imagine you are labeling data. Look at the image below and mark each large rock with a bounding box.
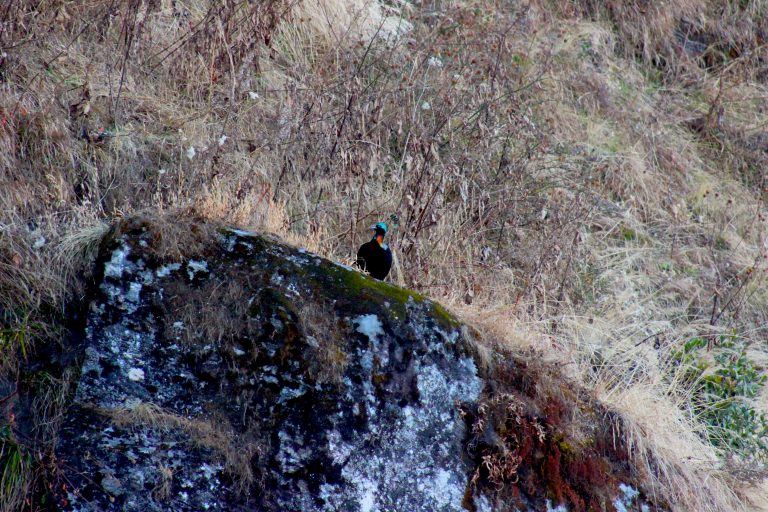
[51,216,659,512]
[55,218,483,511]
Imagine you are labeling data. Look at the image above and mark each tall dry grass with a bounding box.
[1,0,768,510]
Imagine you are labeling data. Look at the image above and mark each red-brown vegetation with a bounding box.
[461,357,652,512]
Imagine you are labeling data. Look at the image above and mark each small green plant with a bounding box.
[674,336,768,459]
[620,226,637,242]
[0,324,29,361]
[0,424,31,511]
[511,53,529,68]
[0,312,37,364]
[714,236,730,251]
[579,37,593,58]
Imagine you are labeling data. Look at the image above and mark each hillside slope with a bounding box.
[1,0,767,510]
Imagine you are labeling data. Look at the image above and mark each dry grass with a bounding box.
[107,401,259,492]
[0,442,31,512]
[1,0,768,509]
[152,464,174,502]
[105,210,225,262]
[299,302,349,384]
[162,267,260,351]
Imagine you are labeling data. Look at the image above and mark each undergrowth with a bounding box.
[460,358,636,512]
[0,321,30,374]
[675,335,768,460]
[0,425,31,512]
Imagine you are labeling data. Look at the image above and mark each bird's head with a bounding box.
[372,222,387,244]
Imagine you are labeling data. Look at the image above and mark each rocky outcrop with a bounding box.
[48,216,660,512]
[54,218,483,512]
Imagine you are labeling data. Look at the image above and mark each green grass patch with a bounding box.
[0,317,33,366]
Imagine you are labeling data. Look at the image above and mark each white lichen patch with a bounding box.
[614,483,648,512]
[125,282,142,304]
[419,361,483,411]
[354,315,384,341]
[156,263,182,277]
[421,469,456,508]
[278,385,307,404]
[358,478,378,512]
[187,260,209,280]
[127,368,145,382]
[104,245,130,279]
[326,430,353,465]
[434,326,460,345]
[261,375,279,385]
[285,254,311,267]
[332,260,356,271]
[228,228,257,237]
[139,269,154,284]
[277,430,311,473]
[473,494,494,512]
[546,500,568,512]
[200,463,220,480]
[320,356,483,512]
[101,280,142,314]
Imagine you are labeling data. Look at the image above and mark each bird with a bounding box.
[356,222,393,280]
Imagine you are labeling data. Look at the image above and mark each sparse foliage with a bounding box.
[675,336,768,460]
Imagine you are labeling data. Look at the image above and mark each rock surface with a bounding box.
[50,217,661,512]
[55,218,484,511]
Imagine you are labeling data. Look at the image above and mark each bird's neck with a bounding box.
[375,235,384,246]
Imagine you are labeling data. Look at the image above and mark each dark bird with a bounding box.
[356,222,393,280]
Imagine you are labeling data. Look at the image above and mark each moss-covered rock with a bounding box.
[49,218,662,512]
[54,220,483,512]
